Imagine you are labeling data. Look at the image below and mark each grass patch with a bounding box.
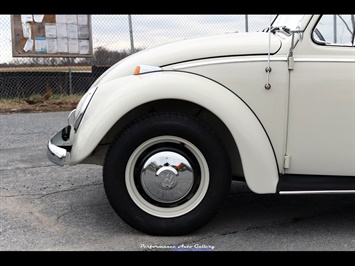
[0,93,84,114]
[49,93,84,102]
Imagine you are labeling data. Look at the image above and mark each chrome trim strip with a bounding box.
[294,58,355,63]
[172,57,288,70]
[279,190,355,195]
[172,56,355,71]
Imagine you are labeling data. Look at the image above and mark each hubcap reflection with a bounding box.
[140,151,194,204]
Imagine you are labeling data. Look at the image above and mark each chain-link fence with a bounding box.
[0,14,275,100]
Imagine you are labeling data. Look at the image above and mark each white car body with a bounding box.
[47,14,355,235]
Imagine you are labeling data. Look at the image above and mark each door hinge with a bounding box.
[284,155,291,169]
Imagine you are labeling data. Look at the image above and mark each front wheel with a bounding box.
[103,112,231,235]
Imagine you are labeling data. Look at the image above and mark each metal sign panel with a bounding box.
[11,14,93,58]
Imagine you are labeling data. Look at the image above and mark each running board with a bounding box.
[277,174,355,195]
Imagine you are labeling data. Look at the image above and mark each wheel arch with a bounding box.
[73,71,278,193]
[101,99,245,181]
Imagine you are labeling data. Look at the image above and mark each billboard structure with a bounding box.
[11,14,93,58]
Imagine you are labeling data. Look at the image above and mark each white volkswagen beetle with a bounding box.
[47,14,355,236]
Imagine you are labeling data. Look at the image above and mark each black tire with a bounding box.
[103,112,231,236]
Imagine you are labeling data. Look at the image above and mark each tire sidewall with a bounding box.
[103,113,231,235]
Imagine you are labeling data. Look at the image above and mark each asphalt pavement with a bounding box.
[1,111,355,252]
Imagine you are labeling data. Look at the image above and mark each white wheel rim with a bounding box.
[125,136,210,218]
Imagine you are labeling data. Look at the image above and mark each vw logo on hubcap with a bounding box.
[140,151,194,203]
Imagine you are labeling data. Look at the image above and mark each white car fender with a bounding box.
[71,71,279,193]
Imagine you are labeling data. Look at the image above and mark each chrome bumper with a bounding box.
[47,125,72,166]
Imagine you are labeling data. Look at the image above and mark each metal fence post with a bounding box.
[69,66,72,95]
[245,15,249,32]
[128,15,135,53]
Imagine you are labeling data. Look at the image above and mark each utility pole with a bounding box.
[245,15,249,32]
[128,15,135,53]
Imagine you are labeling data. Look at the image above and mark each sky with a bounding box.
[0,14,275,64]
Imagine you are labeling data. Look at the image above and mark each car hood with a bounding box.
[92,31,282,86]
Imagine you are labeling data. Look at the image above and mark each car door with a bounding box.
[285,14,355,176]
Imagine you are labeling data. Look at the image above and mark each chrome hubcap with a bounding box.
[140,151,194,204]
[126,136,209,218]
